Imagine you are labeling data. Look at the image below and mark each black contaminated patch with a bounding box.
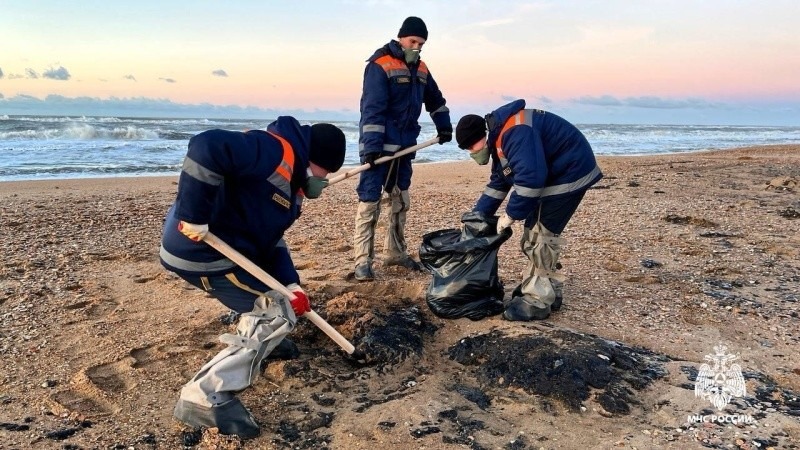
[447,329,669,413]
[352,306,436,367]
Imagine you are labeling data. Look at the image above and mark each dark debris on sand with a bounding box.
[448,329,669,414]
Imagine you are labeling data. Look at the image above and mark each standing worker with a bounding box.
[160,117,346,439]
[354,16,453,281]
[455,99,603,321]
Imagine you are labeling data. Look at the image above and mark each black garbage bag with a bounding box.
[419,211,512,320]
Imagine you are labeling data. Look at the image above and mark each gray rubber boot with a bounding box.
[384,189,422,270]
[354,200,380,280]
[504,223,566,321]
[173,292,295,439]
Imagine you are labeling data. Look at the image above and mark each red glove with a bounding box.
[287,284,311,316]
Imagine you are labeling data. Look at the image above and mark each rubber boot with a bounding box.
[383,188,423,271]
[173,292,295,439]
[354,200,380,281]
[504,223,565,321]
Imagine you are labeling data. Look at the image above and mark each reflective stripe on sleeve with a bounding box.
[362,124,386,134]
[512,184,544,198]
[483,187,509,200]
[182,156,223,186]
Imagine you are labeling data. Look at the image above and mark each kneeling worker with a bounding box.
[160,117,346,438]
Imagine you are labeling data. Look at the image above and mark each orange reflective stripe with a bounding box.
[375,55,406,71]
[495,110,526,159]
[417,61,429,75]
[266,131,294,181]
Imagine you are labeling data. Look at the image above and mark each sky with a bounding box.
[1,0,799,125]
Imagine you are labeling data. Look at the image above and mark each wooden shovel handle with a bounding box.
[326,137,440,185]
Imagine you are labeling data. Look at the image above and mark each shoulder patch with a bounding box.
[272,193,291,209]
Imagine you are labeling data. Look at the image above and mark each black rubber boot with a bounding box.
[511,284,562,312]
[503,295,551,321]
[174,394,260,440]
[384,256,424,272]
[266,338,300,361]
[354,262,375,281]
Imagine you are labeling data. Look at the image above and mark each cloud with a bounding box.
[573,95,724,110]
[573,95,622,106]
[0,93,4,99]
[159,77,177,83]
[0,93,358,121]
[26,68,39,79]
[0,67,3,79]
[535,95,553,104]
[8,73,24,79]
[43,66,71,81]
[124,74,137,81]
[212,69,228,77]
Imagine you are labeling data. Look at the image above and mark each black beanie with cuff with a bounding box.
[455,115,487,149]
[398,16,428,40]
[309,123,346,172]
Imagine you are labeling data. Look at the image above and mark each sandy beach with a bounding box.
[1,145,799,449]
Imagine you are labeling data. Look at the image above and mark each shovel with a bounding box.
[326,137,440,186]
[203,231,356,355]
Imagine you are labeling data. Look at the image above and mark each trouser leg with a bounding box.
[174,292,295,439]
[353,200,381,266]
[384,187,410,260]
[505,224,566,321]
[519,222,565,305]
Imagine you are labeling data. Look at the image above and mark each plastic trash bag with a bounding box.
[419,211,512,320]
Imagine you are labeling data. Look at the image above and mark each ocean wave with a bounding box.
[0,124,162,140]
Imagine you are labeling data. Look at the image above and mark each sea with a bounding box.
[1,114,800,182]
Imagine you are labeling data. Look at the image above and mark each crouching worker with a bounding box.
[159,117,346,439]
[455,99,602,321]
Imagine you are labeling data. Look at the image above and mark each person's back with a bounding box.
[534,110,598,185]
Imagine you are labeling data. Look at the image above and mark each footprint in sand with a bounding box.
[48,361,134,418]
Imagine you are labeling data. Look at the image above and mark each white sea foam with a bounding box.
[2,115,799,181]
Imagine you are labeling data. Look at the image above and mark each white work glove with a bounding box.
[496,213,516,234]
[178,221,209,242]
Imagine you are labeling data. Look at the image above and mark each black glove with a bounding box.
[363,153,379,168]
[437,127,453,144]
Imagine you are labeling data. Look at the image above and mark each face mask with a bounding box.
[403,48,420,64]
[470,146,490,165]
[304,168,329,199]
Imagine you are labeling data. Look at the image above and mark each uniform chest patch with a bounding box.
[395,76,411,84]
[272,193,291,209]
[503,167,514,177]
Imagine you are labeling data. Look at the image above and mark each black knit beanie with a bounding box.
[398,16,428,40]
[309,123,346,172]
[456,115,487,149]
